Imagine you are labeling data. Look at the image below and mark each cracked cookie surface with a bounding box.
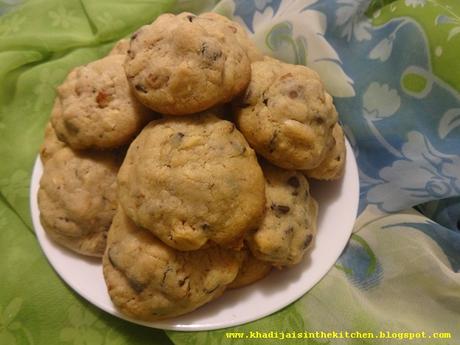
[235,57,338,170]
[38,147,120,257]
[247,163,318,267]
[117,113,265,251]
[124,12,250,115]
[103,209,241,321]
[52,54,151,150]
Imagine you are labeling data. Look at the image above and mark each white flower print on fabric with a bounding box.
[363,82,401,120]
[367,131,460,212]
[335,0,372,41]
[251,0,355,97]
[362,82,402,158]
[405,0,427,8]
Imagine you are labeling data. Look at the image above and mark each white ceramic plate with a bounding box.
[30,140,359,331]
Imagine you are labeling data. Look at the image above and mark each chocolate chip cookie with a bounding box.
[53,54,151,150]
[235,57,337,170]
[117,113,265,251]
[124,12,251,115]
[103,209,241,321]
[247,163,318,267]
[38,147,120,257]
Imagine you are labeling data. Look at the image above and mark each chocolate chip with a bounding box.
[127,277,146,294]
[200,42,222,61]
[289,90,298,99]
[201,223,210,231]
[271,204,290,215]
[287,176,300,188]
[263,98,269,106]
[314,116,324,125]
[135,84,148,93]
[303,234,313,249]
[187,15,195,22]
[131,32,138,40]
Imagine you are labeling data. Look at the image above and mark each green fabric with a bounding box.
[0,1,178,344]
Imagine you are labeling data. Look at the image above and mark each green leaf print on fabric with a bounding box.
[372,0,460,92]
[266,21,307,65]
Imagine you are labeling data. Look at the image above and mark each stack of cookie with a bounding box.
[38,12,346,321]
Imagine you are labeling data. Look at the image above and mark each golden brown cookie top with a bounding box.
[103,209,241,321]
[117,112,266,251]
[53,54,151,150]
[247,162,318,267]
[235,57,337,170]
[124,12,251,115]
[38,147,120,257]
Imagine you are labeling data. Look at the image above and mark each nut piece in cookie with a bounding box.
[38,147,120,257]
[124,12,251,115]
[247,163,318,267]
[117,113,265,251]
[40,116,66,164]
[235,57,338,170]
[304,123,346,180]
[103,209,241,321]
[52,54,152,150]
[228,248,272,289]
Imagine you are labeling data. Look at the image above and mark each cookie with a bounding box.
[247,163,318,267]
[40,115,66,164]
[198,12,263,63]
[103,209,241,321]
[108,38,130,56]
[228,249,272,289]
[117,113,265,251]
[52,54,152,150]
[235,57,338,170]
[124,12,251,115]
[38,147,120,257]
[304,123,346,180]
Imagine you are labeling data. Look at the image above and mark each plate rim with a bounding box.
[30,139,359,331]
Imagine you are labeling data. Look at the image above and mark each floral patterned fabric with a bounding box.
[0,0,459,344]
